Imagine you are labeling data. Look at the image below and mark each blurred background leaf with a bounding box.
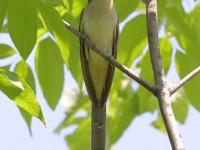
[35,37,64,110]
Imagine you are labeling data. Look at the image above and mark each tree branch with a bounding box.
[170,66,200,95]
[146,0,185,150]
[62,20,156,94]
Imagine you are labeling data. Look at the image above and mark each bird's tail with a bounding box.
[91,105,106,150]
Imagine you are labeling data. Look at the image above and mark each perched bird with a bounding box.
[79,0,118,149]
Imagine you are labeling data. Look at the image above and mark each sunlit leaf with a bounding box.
[189,4,200,41]
[160,37,172,73]
[172,90,188,124]
[61,11,83,87]
[0,0,7,31]
[55,91,90,133]
[174,4,200,61]
[14,59,36,134]
[14,59,35,93]
[114,0,140,21]
[152,90,189,132]
[18,107,32,135]
[0,70,45,125]
[137,37,172,113]
[55,90,91,149]
[66,118,90,150]
[151,113,167,133]
[67,0,87,18]
[37,16,47,42]
[0,23,8,33]
[164,7,188,37]
[108,79,140,146]
[37,2,70,67]
[0,65,10,71]
[0,44,16,59]
[118,15,147,67]
[176,51,200,111]
[35,37,64,110]
[7,0,37,59]
[44,0,64,7]
[137,52,158,113]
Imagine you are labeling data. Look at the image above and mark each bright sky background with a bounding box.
[0,1,200,150]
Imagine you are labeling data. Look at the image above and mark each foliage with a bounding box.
[0,0,200,149]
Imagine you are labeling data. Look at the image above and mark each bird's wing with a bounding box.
[79,9,99,107]
[101,21,119,107]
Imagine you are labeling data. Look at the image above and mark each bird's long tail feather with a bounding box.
[91,105,106,150]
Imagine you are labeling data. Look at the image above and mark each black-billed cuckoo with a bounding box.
[79,0,119,149]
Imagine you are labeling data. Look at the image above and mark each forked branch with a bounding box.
[146,0,185,149]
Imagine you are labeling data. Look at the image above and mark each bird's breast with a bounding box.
[83,10,117,52]
[82,5,117,99]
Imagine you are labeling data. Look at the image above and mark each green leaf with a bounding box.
[66,118,90,150]
[37,16,48,42]
[108,79,140,146]
[160,37,172,73]
[137,52,158,113]
[152,91,188,132]
[0,70,45,125]
[176,51,200,111]
[67,0,87,18]
[174,4,200,61]
[118,15,147,67]
[18,107,32,135]
[14,59,36,93]
[37,2,70,67]
[136,38,172,115]
[14,59,36,134]
[55,89,91,149]
[114,0,140,21]
[151,113,167,133]
[171,90,188,124]
[164,7,191,39]
[68,40,83,88]
[54,90,91,149]
[61,1,85,87]
[44,0,64,7]
[0,44,16,58]
[55,91,90,133]
[55,92,91,149]
[60,11,83,87]
[0,0,7,31]
[7,0,37,59]
[188,4,200,45]
[0,22,8,33]
[0,65,10,71]
[35,37,64,110]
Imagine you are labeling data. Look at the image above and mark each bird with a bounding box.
[79,0,119,149]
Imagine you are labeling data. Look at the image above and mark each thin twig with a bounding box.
[62,20,156,94]
[170,66,200,95]
[146,0,185,150]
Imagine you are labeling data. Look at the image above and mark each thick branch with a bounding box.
[170,66,200,95]
[146,0,185,150]
[63,20,156,94]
